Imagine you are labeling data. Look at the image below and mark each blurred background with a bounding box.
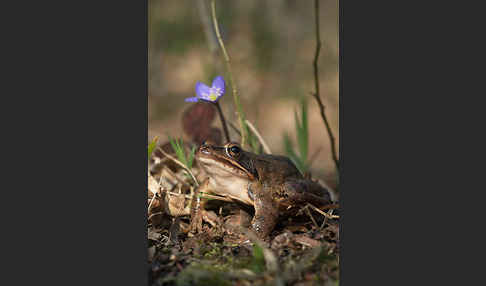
[148,0,339,188]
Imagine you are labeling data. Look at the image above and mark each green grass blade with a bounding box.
[178,139,189,167]
[283,132,296,159]
[296,99,308,161]
[169,136,188,167]
[283,132,305,174]
[168,135,177,154]
[148,136,159,159]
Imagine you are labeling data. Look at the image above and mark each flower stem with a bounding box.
[210,0,248,148]
[213,101,231,142]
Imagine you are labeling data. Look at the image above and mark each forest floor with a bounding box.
[148,138,339,286]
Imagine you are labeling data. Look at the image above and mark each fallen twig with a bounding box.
[304,205,319,229]
[321,209,334,229]
[307,203,340,220]
[159,187,235,204]
[199,192,234,202]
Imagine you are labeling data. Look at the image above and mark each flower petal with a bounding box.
[195,82,211,99]
[211,76,225,95]
[185,97,199,102]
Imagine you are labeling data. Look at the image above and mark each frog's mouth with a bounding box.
[197,145,257,181]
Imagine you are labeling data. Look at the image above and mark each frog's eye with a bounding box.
[228,145,241,156]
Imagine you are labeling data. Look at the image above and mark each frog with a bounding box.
[195,141,333,239]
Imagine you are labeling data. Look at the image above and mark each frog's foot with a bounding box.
[251,215,277,240]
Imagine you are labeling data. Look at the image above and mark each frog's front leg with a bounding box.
[189,178,210,234]
[249,182,279,239]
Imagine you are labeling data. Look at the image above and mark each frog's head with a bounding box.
[196,142,258,181]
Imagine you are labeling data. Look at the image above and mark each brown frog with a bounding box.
[195,142,333,239]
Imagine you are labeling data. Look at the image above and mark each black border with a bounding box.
[4,0,148,285]
[338,0,480,284]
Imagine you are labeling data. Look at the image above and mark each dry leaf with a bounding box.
[182,102,216,143]
[165,193,191,217]
[148,174,159,196]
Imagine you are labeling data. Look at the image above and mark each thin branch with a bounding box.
[320,209,334,230]
[312,0,340,176]
[245,119,272,154]
[210,0,248,148]
[307,203,340,220]
[304,205,319,228]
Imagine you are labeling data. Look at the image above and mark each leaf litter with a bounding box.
[148,105,339,286]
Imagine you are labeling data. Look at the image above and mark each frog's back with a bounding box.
[254,153,303,182]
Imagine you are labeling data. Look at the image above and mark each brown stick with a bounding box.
[307,203,340,219]
[312,0,340,176]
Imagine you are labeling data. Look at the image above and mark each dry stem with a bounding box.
[245,119,272,154]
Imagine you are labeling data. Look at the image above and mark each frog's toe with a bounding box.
[251,214,277,240]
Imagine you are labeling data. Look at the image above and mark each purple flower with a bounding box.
[185,76,226,103]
